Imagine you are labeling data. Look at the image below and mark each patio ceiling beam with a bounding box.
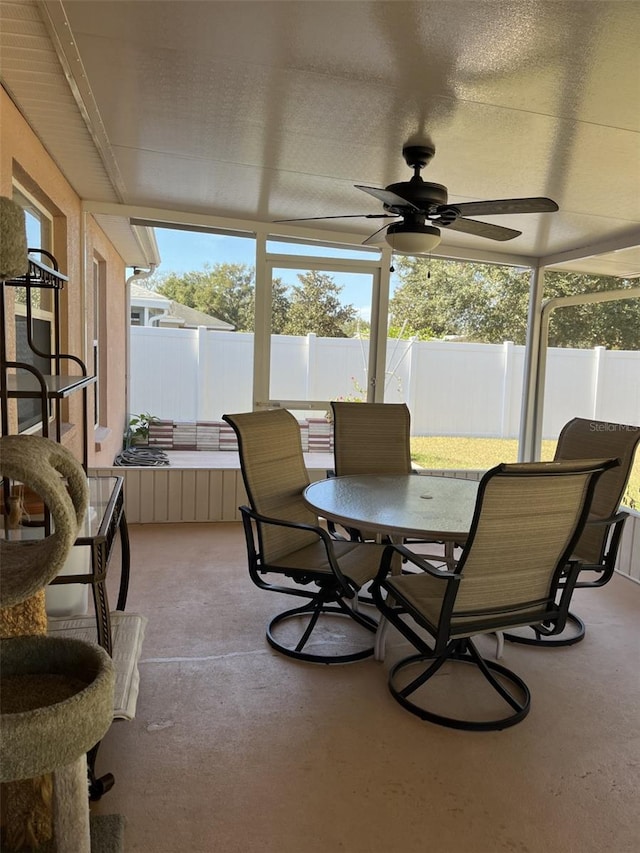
[83,201,538,268]
[429,244,537,269]
[83,201,377,250]
[540,229,640,272]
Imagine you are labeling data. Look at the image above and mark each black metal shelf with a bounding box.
[3,252,68,289]
[1,249,91,468]
[4,371,96,398]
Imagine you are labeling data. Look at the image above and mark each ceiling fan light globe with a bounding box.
[386,224,441,255]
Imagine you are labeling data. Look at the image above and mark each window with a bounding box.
[128,227,257,420]
[12,183,55,433]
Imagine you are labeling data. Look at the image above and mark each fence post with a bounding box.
[591,345,606,419]
[406,337,419,432]
[501,341,514,438]
[306,333,317,401]
[197,326,208,421]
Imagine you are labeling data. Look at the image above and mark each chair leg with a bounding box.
[293,597,324,652]
[503,612,586,648]
[494,631,505,659]
[374,616,389,661]
[387,638,531,731]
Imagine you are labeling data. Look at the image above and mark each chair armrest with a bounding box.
[575,509,629,587]
[241,504,333,542]
[239,505,358,595]
[586,509,628,527]
[375,543,459,583]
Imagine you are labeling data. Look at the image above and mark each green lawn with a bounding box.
[410,436,639,509]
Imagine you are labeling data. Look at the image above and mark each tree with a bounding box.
[150,263,290,332]
[543,271,640,349]
[281,271,357,337]
[389,257,640,348]
[342,317,371,338]
[270,278,291,335]
[389,258,531,341]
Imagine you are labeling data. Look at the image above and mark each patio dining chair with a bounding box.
[331,401,413,478]
[222,408,386,664]
[371,458,618,730]
[329,401,450,581]
[504,417,640,647]
[329,401,439,544]
[327,402,412,542]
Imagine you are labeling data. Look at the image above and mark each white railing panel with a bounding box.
[616,509,640,582]
[201,331,253,420]
[595,350,640,425]
[541,348,597,436]
[129,327,640,439]
[130,327,199,421]
[412,342,509,437]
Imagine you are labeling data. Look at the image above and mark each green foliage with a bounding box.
[387,323,435,341]
[335,376,367,403]
[148,264,360,336]
[146,257,639,349]
[389,257,640,348]
[389,258,531,342]
[150,263,290,333]
[410,435,556,468]
[544,271,640,348]
[342,317,371,338]
[281,270,357,337]
[410,435,639,508]
[125,412,158,446]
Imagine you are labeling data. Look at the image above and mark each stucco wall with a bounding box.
[1,87,127,465]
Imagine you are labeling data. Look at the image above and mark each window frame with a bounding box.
[11,182,56,434]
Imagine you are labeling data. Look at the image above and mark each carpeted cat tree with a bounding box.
[0,435,121,852]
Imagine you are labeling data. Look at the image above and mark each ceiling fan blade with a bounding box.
[448,197,559,217]
[446,217,522,241]
[362,222,393,245]
[355,185,420,210]
[273,213,396,223]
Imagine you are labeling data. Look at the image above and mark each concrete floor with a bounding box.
[93,521,640,853]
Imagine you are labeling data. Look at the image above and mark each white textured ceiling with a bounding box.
[1,0,639,274]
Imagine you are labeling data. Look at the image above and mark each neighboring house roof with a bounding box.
[130,282,170,309]
[164,301,234,331]
[130,284,234,330]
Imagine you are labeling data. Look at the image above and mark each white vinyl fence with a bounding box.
[130,327,640,438]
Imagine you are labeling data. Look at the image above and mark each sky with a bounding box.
[152,227,395,321]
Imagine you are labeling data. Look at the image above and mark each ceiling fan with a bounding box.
[275,142,559,254]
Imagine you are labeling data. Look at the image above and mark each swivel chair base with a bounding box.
[267,599,378,664]
[388,641,531,731]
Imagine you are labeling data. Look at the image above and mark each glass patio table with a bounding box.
[303,473,480,659]
[303,473,479,547]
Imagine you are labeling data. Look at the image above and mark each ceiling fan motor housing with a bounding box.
[384,180,448,213]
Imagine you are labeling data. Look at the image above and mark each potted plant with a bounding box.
[124,412,158,447]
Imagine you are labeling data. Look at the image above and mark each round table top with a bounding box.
[303,473,480,541]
